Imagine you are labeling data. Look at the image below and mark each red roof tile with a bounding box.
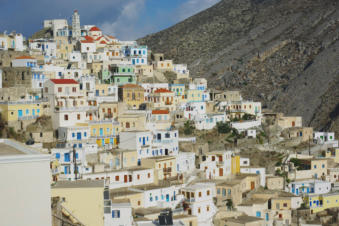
[81,40,94,44]
[152,109,169,114]
[50,79,78,84]
[89,26,101,31]
[154,88,172,93]
[15,56,36,60]
[84,35,94,41]
[100,40,107,44]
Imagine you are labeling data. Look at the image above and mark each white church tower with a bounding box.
[72,10,81,40]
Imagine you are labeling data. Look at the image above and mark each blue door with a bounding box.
[96,90,99,96]
[18,110,23,118]
[166,194,169,202]
[100,128,103,136]
[77,132,81,140]
[307,187,310,193]
[64,153,70,162]
[296,189,299,195]
[101,139,105,146]
[143,137,146,145]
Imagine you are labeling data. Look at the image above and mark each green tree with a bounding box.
[183,120,195,135]
[226,199,233,210]
[216,122,231,134]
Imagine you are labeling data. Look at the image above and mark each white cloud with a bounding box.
[99,0,147,40]
[176,0,220,21]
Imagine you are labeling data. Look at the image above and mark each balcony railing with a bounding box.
[18,115,39,121]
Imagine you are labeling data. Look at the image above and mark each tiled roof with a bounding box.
[154,88,172,93]
[122,84,143,89]
[152,109,169,114]
[81,40,94,44]
[50,79,78,84]
[15,56,35,60]
[84,35,94,41]
[89,26,101,31]
[100,40,107,44]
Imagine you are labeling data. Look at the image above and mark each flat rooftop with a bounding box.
[52,180,105,189]
[224,215,263,224]
[0,143,25,156]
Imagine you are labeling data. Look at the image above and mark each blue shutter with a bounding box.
[55,153,60,159]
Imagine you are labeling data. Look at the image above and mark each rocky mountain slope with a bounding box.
[138,0,339,135]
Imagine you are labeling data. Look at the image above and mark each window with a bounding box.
[206,206,210,212]
[55,153,60,159]
[72,87,76,92]
[256,211,261,218]
[148,173,151,178]
[283,203,288,207]
[207,190,210,196]
[64,114,68,121]
[77,114,81,120]
[198,208,201,214]
[58,87,62,92]
[138,201,141,206]
[44,87,48,93]
[137,174,140,180]
[115,176,119,181]
[112,210,120,218]
[199,192,202,197]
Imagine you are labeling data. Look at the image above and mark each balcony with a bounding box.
[18,115,39,121]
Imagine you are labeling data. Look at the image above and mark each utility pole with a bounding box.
[72,146,78,180]
[308,136,311,156]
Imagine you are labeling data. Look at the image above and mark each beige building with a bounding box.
[110,188,144,209]
[265,176,284,190]
[141,156,177,184]
[216,180,243,206]
[217,216,264,226]
[277,114,302,129]
[281,127,313,142]
[51,180,105,226]
[118,112,147,131]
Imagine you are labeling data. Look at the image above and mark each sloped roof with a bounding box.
[154,88,172,93]
[89,26,101,31]
[152,109,169,114]
[15,56,36,60]
[50,79,78,84]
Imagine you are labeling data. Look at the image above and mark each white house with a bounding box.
[287,180,331,196]
[29,39,57,61]
[82,167,154,189]
[183,102,206,120]
[141,83,169,99]
[176,152,196,174]
[104,199,133,226]
[51,147,92,181]
[194,113,227,130]
[313,131,338,147]
[11,56,37,68]
[180,182,217,225]
[246,129,257,138]
[44,79,88,129]
[231,120,261,132]
[80,40,96,53]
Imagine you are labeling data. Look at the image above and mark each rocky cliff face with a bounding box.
[138,0,339,135]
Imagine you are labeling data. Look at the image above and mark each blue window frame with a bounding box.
[55,153,60,159]
[79,143,82,148]
[84,132,87,137]
[75,153,79,159]
[256,211,261,218]
[64,153,70,162]
[72,133,75,138]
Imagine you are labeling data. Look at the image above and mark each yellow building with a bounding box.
[185,89,204,103]
[141,156,177,184]
[0,100,43,122]
[306,192,339,213]
[84,120,119,147]
[231,156,241,175]
[119,84,145,109]
[51,180,105,226]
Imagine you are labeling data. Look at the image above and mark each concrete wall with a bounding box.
[0,154,51,226]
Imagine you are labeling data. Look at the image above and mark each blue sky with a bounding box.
[0,0,220,40]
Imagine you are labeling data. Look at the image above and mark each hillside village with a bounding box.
[0,10,339,226]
